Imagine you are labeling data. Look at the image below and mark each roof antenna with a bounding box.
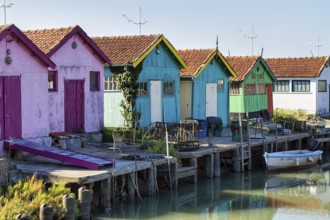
[308,36,323,57]
[122,6,147,35]
[261,48,264,57]
[216,35,218,50]
[0,0,13,24]
[239,24,257,55]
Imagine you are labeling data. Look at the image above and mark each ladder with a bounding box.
[238,113,252,172]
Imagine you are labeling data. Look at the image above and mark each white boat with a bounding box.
[264,149,323,171]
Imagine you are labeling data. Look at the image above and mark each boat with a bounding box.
[264,149,323,171]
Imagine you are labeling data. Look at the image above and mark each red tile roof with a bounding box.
[226,56,260,81]
[178,49,215,77]
[24,25,111,65]
[92,34,161,65]
[265,57,329,78]
[24,26,75,54]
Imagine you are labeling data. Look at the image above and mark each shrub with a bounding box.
[0,174,77,220]
[145,140,182,167]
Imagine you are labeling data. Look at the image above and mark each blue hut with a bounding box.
[93,34,187,127]
[178,49,236,127]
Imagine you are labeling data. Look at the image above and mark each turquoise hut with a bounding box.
[93,34,187,127]
[178,49,236,127]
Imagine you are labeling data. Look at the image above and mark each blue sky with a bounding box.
[7,0,330,58]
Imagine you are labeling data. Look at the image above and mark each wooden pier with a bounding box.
[5,128,318,212]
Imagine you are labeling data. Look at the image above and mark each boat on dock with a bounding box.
[264,149,323,171]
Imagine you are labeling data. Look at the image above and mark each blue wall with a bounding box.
[192,57,231,126]
[136,42,181,127]
[104,41,182,128]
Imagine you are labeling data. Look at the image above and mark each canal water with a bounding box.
[95,164,330,220]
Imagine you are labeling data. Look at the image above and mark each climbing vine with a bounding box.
[111,62,143,128]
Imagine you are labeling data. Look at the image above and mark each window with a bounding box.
[244,83,256,95]
[318,80,327,92]
[163,81,174,95]
[257,83,266,94]
[217,80,224,91]
[230,82,240,95]
[137,82,148,96]
[90,71,100,91]
[104,76,119,91]
[48,70,58,92]
[292,80,310,92]
[273,80,289,92]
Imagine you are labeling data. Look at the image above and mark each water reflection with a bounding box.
[95,166,330,220]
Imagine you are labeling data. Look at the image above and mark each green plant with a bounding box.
[145,140,182,167]
[111,62,143,129]
[0,174,78,220]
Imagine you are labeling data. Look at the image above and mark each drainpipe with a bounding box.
[228,80,231,127]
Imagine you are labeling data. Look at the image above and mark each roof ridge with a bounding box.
[24,26,77,32]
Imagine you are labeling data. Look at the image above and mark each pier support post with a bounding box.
[63,194,75,220]
[147,166,156,196]
[78,187,91,220]
[214,153,221,177]
[171,161,178,189]
[232,149,241,173]
[39,203,53,220]
[128,173,136,201]
[101,177,111,212]
[206,154,214,178]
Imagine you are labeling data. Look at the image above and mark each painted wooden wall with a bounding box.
[49,35,104,133]
[104,67,125,127]
[192,57,231,126]
[0,36,49,140]
[230,61,273,113]
[136,42,181,127]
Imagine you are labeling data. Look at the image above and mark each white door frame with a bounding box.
[150,80,162,123]
[206,83,217,117]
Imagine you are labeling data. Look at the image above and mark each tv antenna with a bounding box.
[0,0,13,24]
[239,25,258,55]
[307,36,323,57]
[122,6,147,35]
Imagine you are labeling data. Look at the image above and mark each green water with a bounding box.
[95,166,330,220]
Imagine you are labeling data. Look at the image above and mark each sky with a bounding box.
[5,0,330,58]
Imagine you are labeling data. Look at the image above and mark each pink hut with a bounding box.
[0,24,55,150]
[24,26,111,135]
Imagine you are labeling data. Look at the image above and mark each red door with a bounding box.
[267,83,273,117]
[64,80,84,133]
[0,76,22,140]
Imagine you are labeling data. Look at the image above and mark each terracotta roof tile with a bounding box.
[24,26,76,54]
[92,34,161,65]
[226,56,259,81]
[265,57,329,78]
[178,49,215,77]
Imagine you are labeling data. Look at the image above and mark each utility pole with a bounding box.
[0,0,13,24]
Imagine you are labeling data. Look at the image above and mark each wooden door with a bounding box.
[267,83,273,117]
[150,81,162,123]
[65,80,85,133]
[206,83,217,117]
[180,81,192,120]
[0,76,22,140]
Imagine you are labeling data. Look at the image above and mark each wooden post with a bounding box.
[78,187,91,220]
[148,166,156,196]
[239,113,244,172]
[206,154,214,178]
[232,149,241,173]
[39,203,53,220]
[101,177,111,213]
[63,194,75,220]
[171,161,178,189]
[128,173,136,201]
[214,153,221,177]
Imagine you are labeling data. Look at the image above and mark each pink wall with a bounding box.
[49,35,104,133]
[0,38,50,139]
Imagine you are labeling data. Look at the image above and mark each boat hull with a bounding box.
[264,150,323,171]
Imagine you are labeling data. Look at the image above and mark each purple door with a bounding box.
[0,76,22,140]
[64,80,85,133]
